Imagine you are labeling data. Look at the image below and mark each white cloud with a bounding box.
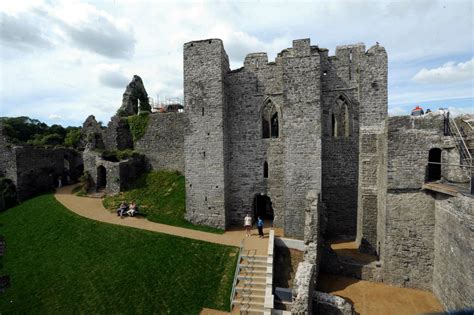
[48,114,62,120]
[412,58,474,84]
[96,64,130,89]
[0,11,52,51]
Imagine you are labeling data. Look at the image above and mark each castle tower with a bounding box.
[183,39,230,229]
[356,44,388,254]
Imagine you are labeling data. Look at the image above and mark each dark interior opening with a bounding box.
[427,148,442,181]
[331,113,337,137]
[262,117,270,138]
[97,166,107,190]
[264,161,268,178]
[271,113,279,138]
[253,194,274,221]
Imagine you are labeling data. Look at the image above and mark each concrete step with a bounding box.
[233,299,264,310]
[237,274,267,284]
[240,259,268,267]
[236,281,266,290]
[235,286,266,295]
[239,264,267,271]
[234,292,265,303]
[241,254,267,261]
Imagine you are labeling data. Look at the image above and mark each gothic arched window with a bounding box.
[331,96,352,138]
[262,100,279,139]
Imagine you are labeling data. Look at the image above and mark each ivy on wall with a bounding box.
[127,113,150,142]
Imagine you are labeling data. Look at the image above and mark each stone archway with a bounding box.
[97,166,107,190]
[253,193,274,222]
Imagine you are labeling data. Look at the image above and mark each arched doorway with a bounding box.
[427,148,442,181]
[97,166,107,190]
[253,194,274,223]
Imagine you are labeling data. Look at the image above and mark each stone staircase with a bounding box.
[233,254,268,314]
[230,230,275,315]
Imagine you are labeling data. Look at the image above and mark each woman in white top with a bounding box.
[244,213,252,237]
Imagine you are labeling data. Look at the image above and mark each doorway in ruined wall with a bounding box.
[427,148,442,182]
[97,166,107,190]
[253,194,274,225]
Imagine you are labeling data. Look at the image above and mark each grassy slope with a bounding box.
[103,171,224,234]
[0,194,237,314]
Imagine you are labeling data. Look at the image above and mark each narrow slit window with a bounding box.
[202,107,204,116]
[264,161,268,178]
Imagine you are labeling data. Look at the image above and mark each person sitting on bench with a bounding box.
[127,201,138,217]
[116,201,128,218]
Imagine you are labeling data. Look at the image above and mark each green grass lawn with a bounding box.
[0,194,238,314]
[103,171,224,234]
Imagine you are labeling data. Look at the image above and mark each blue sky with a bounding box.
[0,0,472,126]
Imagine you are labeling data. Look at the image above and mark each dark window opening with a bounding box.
[262,117,270,138]
[271,113,279,138]
[253,194,274,221]
[331,113,337,137]
[264,161,268,178]
[202,107,204,116]
[97,166,107,190]
[323,70,328,76]
[427,148,442,182]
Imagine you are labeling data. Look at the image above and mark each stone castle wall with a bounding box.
[225,59,285,227]
[433,193,474,310]
[383,191,435,290]
[135,113,184,173]
[320,45,360,239]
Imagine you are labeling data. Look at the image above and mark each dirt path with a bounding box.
[54,185,268,254]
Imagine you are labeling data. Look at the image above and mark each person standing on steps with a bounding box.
[244,213,252,237]
[257,216,264,238]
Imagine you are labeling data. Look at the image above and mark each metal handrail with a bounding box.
[449,117,473,162]
[230,238,244,310]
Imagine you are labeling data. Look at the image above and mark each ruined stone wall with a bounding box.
[13,146,82,200]
[320,48,360,239]
[183,39,230,229]
[281,39,322,238]
[135,113,184,173]
[103,116,133,151]
[433,193,474,311]
[383,191,435,290]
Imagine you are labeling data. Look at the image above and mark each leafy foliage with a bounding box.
[103,171,224,234]
[127,112,150,142]
[64,128,82,147]
[0,116,82,148]
[0,194,238,313]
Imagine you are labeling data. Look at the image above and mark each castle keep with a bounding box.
[184,39,387,242]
